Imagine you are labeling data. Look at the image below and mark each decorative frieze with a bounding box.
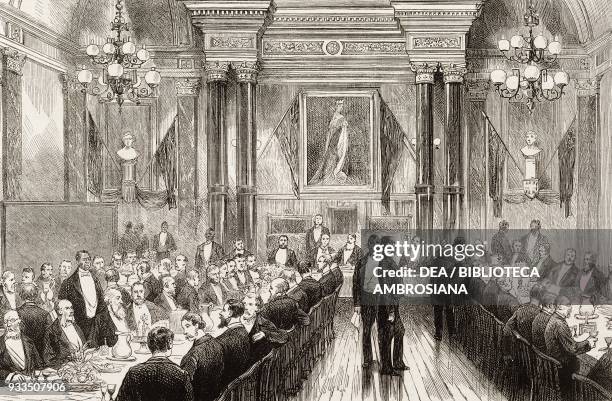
[262,39,407,56]
[263,40,325,55]
[176,78,201,96]
[272,15,395,23]
[441,63,467,83]
[4,22,24,44]
[2,47,26,74]
[189,9,267,17]
[232,61,259,83]
[411,62,438,84]
[396,10,480,18]
[465,79,490,102]
[575,77,600,97]
[342,41,406,54]
[204,61,231,82]
[210,37,254,48]
[413,37,462,49]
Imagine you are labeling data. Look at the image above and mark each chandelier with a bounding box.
[76,0,161,106]
[489,0,568,111]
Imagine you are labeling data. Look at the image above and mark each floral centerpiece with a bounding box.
[56,346,101,391]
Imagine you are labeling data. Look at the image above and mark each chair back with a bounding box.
[532,345,562,401]
[572,374,612,401]
[216,359,263,401]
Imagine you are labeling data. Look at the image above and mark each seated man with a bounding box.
[285,270,309,312]
[89,288,130,347]
[331,233,362,269]
[0,310,43,381]
[509,240,528,266]
[296,262,324,312]
[573,252,606,300]
[222,258,241,295]
[587,347,612,392]
[126,282,166,332]
[198,266,228,310]
[543,248,579,294]
[177,271,200,313]
[105,269,132,306]
[47,299,87,367]
[503,285,543,344]
[234,255,254,293]
[315,256,337,297]
[310,233,335,267]
[495,277,520,323]
[226,238,250,259]
[20,267,35,285]
[544,296,595,394]
[215,299,252,387]
[267,235,298,269]
[143,260,169,302]
[180,313,224,401]
[245,254,260,283]
[260,278,310,330]
[172,254,189,295]
[532,244,556,280]
[154,276,179,314]
[531,293,557,352]
[0,272,21,317]
[116,327,193,401]
[16,283,52,360]
[241,291,288,363]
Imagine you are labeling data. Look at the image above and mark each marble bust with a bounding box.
[520,131,542,180]
[118,132,139,203]
[117,132,140,161]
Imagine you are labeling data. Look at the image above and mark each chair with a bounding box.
[572,373,612,401]
[511,330,535,401]
[258,350,277,401]
[216,359,262,401]
[532,345,562,401]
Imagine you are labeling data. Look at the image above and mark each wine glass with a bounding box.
[107,384,116,400]
[100,382,108,401]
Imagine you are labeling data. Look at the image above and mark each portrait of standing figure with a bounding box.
[311,99,350,184]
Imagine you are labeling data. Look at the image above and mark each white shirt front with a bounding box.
[4,292,16,310]
[133,303,152,325]
[317,247,330,262]
[211,284,223,306]
[343,248,354,264]
[579,270,593,291]
[61,323,83,349]
[203,243,213,261]
[313,227,322,243]
[109,310,129,333]
[275,249,288,265]
[527,234,538,257]
[556,264,571,285]
[241,316,256,333]
[78,271,98,318]
[164,293,177,311]
[5,337,26,370]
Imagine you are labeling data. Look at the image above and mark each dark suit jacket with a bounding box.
[298,277,324,311]
[331,267,343,289]
[0,334,43,380]
[545,263,580,293]
[215,324,252,387]
[533,255,557,280]
[247,315,288,363]
[116,356,193,401]
[491,231,512,263]
[352,253,367,307]
[287,286,309,312]
[574,268,607,299]
[235,271,254,293]
[319,272,337,296]
[0,290,22,318]
[267,248,298,269]
[587,349,612,392]
[58,271,105,333]
[46,318,87,367]
[125,301,167,331]
[180,335,224,401]
[331,245,362,267]
[532,310,554,352]
[544,313,591,369]
[154,293,179,314]
[176,285,199,313]
[194,242,225,277]
[310,246,336,266]
[198,283,228,309]
[503,303,541,344]
[16,301,52,359]
[151,232,177,254]
[495,292,520,323]
[143,275,163,303]
[260,295,310,330]
[306,225,331,253]
[88,309,121,347]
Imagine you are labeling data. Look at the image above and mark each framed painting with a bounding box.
[299,89,380,195]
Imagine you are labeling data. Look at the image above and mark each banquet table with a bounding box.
[0,337,193,401]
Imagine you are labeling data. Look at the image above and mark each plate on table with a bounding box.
[91,361,121,373]
[107,355,137,362]
[575,314,599,320]
[65,382,101,392]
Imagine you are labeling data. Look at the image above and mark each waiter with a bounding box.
[152,222,177,262]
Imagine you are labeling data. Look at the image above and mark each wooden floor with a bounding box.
[292,300,509,401]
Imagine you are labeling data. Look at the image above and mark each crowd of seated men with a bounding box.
[0,222,351,401]
[460,219,612,396]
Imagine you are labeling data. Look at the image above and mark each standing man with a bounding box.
[521,219,549,265]
[58,250,105,338]
[36,262,57,314]
[227,238,250,259]
[16,283,52,359]
[331,233,362,268]
[194,229,225,281]
[306,214,330,254]
[118,222,138,258]
[135,222,149,258]
[267,235,298,269]
[152,222,177,262]
[491,220,512,263]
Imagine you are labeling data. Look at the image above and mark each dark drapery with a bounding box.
[275,97,300,197]
[87,111,103,197]
[487,117,506,218]
[154,117,178,209]
[380,99,405,212]
[558,118,576,218]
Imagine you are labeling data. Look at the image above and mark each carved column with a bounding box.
[1,48,26,200]
[233,61,259,252]
[411,63,437,238]
[464,78,489,235]
[575,78,600,251]
[176,78,201,247]
[62,74,87,201]
[205,61,230,246]
[441,64,466,232]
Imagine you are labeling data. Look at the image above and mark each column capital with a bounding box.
[410,62,438,84]
[232,61,260,84]
[2,47,26,75]
[441,63,467,84]
[464,78,490,102]
[575,77,600,97]
[176,78,201,96]
[204,61,231,82]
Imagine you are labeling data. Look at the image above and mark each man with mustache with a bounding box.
[177,271,200,313]
[260,278,310,330]
[0,271,22,317]
[35,262,57,314]
[198,266,228,310]
[144,259,170,302]
[58,250,105,338]
[126,282,165,332]
[0,310,44,381]
[89,287,129,347]
[574,251,606,299]
[16,283,52,360]
[47,299,88,367]
[241,292,287,363]
[234,255,254,293]
[520,219,549,265]
[154,276,179,314]
[267,235,298,269]
[195,229,226,282]
[180,312,224,401]
[310,233,335,267]
[215,299,251,386]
